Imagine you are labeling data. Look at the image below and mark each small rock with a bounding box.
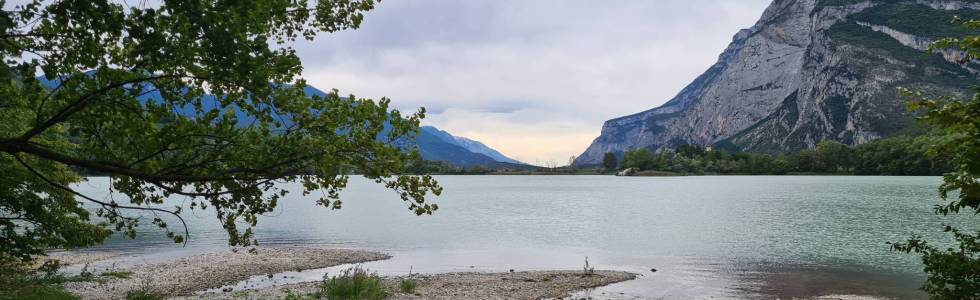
[509,269,514,273]
[650,268,657,273]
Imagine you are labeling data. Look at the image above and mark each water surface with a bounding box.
[75,175,951,299]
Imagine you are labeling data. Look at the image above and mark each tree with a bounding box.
[602,152,618,172]
[815,141,853,173]
[795,148,818,173]
[622,148,666,171]
[890,18,980,299]
[0,0,441,262]
[675,144,705,159]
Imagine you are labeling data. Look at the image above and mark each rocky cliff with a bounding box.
[575,0,980,165]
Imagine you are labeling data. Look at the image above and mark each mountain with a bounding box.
[304,88,526,168]
[250,86,527,168]
[410,128,527,168]
[575,0,980,165]
[419,126,524,164]
[38,78,521,169]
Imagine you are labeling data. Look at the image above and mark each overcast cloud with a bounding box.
[294,0,772,164]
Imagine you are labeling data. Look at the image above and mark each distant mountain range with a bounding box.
[408,126,527,168]
[419,126,524,165]
[38,78,525,169]
[303,87,527,168]
[576,0,980,165]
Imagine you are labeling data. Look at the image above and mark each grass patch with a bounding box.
[281,266,389,300]
[124,274,165,300]
[100,270,133,279]
[283,289,309,300]
[314,266,387,300]
[398,278,417,294]
[124,290,165,300]
[0,283,79,300]
[0,259,85,300]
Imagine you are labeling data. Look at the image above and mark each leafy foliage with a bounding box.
[124,290,165,300]
[316,266,387,300]
[283,266,389,299]
[0,259,86,300]
[0,0,441,262]
[100,270,132,279]
[617,135,949,176]
[398,278,417,294]
[889,18,980,299]
[851,2,980,39]
[826,21,977,89]
[602,152,618,172]
[814,0,869,8]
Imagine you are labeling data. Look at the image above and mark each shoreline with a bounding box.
[406,172,938,176]
[54,247,637,300]
[62,248,390,300]
[182,270,637,300]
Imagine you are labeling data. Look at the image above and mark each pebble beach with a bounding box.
[62,248,390,299]
[54,247,637,300]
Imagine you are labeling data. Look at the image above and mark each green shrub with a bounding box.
[124,290,165,300]
[398,278,417,294]
[0,258,83,300]
[125,275,165,300]
[315,266,387,300]
[0,283,79,300]
[283,289,313,300]
[100,271,133,279]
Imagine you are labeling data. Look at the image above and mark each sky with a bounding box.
[293,0,773,165]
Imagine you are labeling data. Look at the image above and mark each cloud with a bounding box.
[295,0,772,163]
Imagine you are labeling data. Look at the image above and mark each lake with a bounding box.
[74,175,952,299]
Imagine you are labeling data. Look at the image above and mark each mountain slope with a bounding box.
[410,129,526,168]
[302,87,522,167]
[419,126,524,164]
[575,0,980,165]
[39,78,519,169]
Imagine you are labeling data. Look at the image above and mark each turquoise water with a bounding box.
[75,175,953,299]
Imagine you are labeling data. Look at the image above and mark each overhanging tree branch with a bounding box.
[12,154,189,246]
[19,74,178,141]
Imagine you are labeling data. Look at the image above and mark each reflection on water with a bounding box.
[74,175,946,299]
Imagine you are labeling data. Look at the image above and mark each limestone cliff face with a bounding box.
[575,0,980,165]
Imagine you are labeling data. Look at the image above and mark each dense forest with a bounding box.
[613,132,950,176]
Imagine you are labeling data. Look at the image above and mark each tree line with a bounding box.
[604,133,950,176]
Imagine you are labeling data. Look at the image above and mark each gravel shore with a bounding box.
[39,251,119,267]
[63,248,389,300]
[182,270,637,300]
